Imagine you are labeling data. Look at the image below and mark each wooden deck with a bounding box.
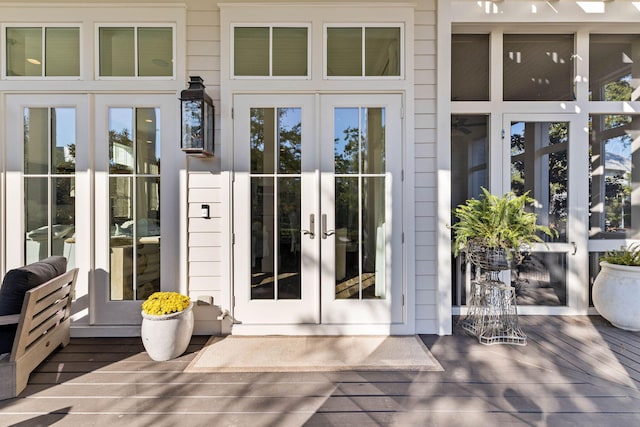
[1,315,639,426]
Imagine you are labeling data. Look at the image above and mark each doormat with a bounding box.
[185,335,443,372]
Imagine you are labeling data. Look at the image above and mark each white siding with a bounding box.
[414,0,439,333]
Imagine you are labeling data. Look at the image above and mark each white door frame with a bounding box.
[232,93,406,334]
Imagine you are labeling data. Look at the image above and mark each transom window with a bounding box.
[98,26,174,78]
[233,26,309,77]
[326,25,402,78]
[5,26,80,77]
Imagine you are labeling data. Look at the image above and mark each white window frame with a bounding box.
[1,23,82,80]
[230,23,312,80]
[323,23,405,80]
[94,23,177,81]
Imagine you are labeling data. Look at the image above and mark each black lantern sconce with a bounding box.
[180,76,214,157]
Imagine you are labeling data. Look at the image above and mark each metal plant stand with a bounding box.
[459,247,527,346]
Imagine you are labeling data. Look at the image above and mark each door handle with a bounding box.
[322,214,335,239]
[571,241,577,256]
[302,214,315,239]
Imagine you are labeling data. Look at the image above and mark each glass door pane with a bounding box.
[333,107,386,300]
[508,120,569,306]
[249,107,302,301]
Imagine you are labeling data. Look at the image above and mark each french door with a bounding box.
[92,94,180,325]
[233,94,403,329]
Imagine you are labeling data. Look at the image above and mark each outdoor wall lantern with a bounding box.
[180,76,214,157]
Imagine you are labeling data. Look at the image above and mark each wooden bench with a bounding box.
[0,268,78,400]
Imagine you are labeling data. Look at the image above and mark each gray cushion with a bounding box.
[0,256,67,353]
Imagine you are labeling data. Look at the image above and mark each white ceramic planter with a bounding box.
[141,302,194,361]
[592,262,640,331]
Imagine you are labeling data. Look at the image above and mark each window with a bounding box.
[503,34,574,101]
[589,34,640,101]
[23,107,76,267]
[108,107,161,300]
[5,26,80,77]
[451,34,489,101]
[233,26,309,77]
[99,26,174,77]
[326,26,401,77]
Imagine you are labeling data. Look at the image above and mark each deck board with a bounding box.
[1,316,640,426]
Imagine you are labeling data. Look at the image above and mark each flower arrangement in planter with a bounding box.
[141,292,194,361]
[593,244,640,331]
[142,291,191,316]
[450,187,556,269]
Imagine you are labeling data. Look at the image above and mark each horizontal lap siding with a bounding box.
[185,1,225,335]
[414,2,438,333]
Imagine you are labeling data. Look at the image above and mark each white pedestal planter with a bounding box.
[593,262,640,331]
[141,302,194,361]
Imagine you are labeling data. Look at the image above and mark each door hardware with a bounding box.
[302,214,315,239]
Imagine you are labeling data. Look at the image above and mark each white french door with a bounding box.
[233,94,404,330]
[5,94,90,276]
[92,94,180,325]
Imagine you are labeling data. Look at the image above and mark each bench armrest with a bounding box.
[0,314,20,326]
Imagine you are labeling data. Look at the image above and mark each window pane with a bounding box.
[365,27,400,76]
[589,114,640,239]
[277,177,301,299]
[278,107,301,174]
[590,35,640,101]
[451,115,489,306]
[235,27,269,76]
[513,252,567,306]
[273,27,307,76]
[503,34,575,101]
[362,108,385,174]
[334,107,360,174]
[109,108,134,174]
[25,177,48,264]
[138,27,173,77]
[327,28,362,76]
[100,27,134,76]
[510,121,568,242]
[52,108,76,174]
[6,27,42,77]
[110,176,134,300]
[45,28,80,76]
[335,177,359,298]
[362,177,386,299]
[251,177,275,299]
[251,108,275,174]
[452,34,489,101]
[136,108,161,174]
[24,107,49,174]
[136,177,160,300]
[52,177,75,265]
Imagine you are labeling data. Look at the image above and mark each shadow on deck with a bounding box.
[0,316,639,426]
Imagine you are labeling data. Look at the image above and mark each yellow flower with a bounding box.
[142,292,191,316]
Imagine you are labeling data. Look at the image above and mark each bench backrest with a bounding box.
[10,268,78,361]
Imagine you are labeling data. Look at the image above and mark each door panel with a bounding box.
[92,94,179,325]
[320,95,403,324]
[503,115,586,312]
[233,95,318,324]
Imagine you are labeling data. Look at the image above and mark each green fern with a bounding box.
[450,187,556,261]
[601,244,640,266]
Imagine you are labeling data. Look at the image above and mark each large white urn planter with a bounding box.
[593,262,640,331]
[141,302,194,361]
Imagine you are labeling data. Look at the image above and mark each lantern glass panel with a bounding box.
[182,99,204,150]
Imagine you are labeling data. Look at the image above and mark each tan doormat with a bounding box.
[185,335,443,372]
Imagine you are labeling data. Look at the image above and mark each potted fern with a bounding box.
[592,244,640,331]
[451,187,555,270]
